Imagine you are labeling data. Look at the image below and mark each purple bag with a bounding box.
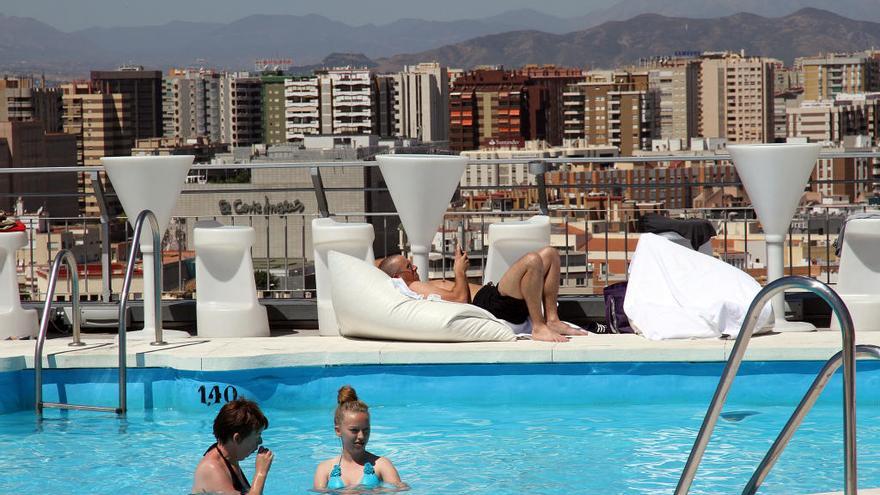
[603,281,634,334]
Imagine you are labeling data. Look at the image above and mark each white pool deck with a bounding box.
[3,329,880,372]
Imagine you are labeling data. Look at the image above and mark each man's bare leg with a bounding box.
[537,247,588,336]
[497,253,567,342]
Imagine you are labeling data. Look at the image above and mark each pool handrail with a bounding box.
[115,209,163,415]
[743,344,880,494]
[34,249,117,417]
[675,275,857,495]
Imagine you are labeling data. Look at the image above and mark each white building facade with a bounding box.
[392,63,450,142]
[163,68,222,142]
[283,68,374,143]
[219,73,263,146]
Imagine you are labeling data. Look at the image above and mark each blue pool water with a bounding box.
[2,362,880,494]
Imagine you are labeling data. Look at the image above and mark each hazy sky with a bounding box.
[1,0,619,31]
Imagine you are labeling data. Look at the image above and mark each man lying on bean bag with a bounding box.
[378,244,592,343]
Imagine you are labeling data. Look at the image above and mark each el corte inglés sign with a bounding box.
[218,196,306,216]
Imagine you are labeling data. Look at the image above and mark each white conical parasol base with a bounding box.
[728,143,821,332]
[376,155,468,281]
[102,155,194,338]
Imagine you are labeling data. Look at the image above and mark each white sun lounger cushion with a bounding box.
[329,251,516,342]
[624,233,772,340]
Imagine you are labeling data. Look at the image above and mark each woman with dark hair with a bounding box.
[192,398,274,494]
[313,385,405,490]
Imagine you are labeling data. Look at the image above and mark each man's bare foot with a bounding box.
[547,320,589,336]
[531,324,569,342]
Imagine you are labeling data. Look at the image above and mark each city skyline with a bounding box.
[1,0,616,31]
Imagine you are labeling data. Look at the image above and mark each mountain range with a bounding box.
[0,2,879,77]
[375,8,880,71]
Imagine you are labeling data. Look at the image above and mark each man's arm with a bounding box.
[408,245,471,303]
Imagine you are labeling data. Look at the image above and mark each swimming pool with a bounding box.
[2,362,880,494]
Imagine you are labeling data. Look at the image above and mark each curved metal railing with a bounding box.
[675,275,857,495]
[33,249,115,417]
[743,344,880,494]
[115,210,163,415]
[32,210,162,418]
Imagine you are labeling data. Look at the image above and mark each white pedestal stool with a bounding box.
[0,232,38,339]
[483,215,551,285]
[831,218,880,332]
[194,226,269,338]
[312,217,374,336]
[728,143,821,332]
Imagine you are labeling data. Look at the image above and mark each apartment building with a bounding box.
[448,81,479,152]
[642,58,700,143]
[281,68,374,143]
[449,70,547,152]
[82,93,133,165]
[60,82,92,166]
[593,159,740,210]
[774,63,803,94]
[459,143,618,210]
[838,93,880,139]
[0,77,64,134]
[91,67,163,141]
[392,63,450,142]
[31,86,63,134]
[373,75,397,138]
[786,100,841,143]
[0,121,78,217]
[811,140,876,202]
[324,68,373,135]
[562,71,659,156]
[61,81,134,215]
[0,77,34,122]
[773,89,804,141]
[513,65,586,146]
[699,53,775,143]
[219,73,262,147]
[81,93,132,216]
[799,53,880,101]
[597,165,694,209]
[786,93,880,143]
[261,74,287,145]
[162,68,222,143]
[284,76,321,142]
[132,136,226,162]
[448,68,465,87]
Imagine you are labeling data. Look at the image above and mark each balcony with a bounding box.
[286,113,320,122]
[287,122,319,129]
[284,103,319,113]
[285,89,319,98]
[333,89,370,97]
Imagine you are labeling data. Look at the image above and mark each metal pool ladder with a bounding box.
[675,275,869,495]
[34,210,163,419]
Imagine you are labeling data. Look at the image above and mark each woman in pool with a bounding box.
[192,398,275,495]
[313,385,405,491]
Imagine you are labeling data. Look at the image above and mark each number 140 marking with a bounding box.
[197,385,238,406]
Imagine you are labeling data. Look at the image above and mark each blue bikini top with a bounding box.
[327,460,380,490]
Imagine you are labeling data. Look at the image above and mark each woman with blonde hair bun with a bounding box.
[313,385,405,490]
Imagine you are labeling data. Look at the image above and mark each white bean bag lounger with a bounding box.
[329,251,516,342]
